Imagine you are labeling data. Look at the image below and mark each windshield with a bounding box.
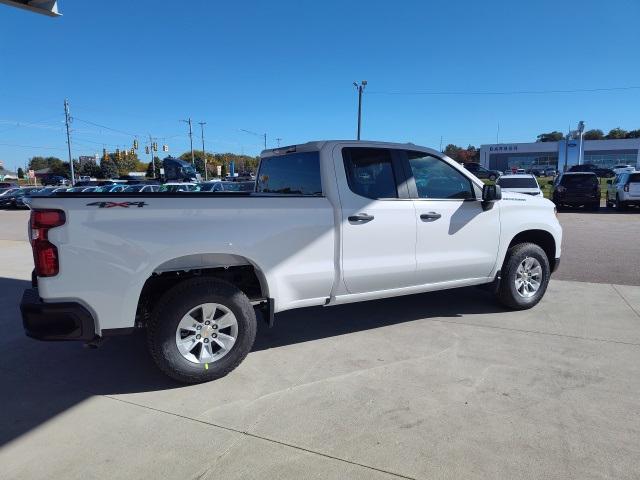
[497,177,538,188]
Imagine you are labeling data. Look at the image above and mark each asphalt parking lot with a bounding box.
[1,209,640,479]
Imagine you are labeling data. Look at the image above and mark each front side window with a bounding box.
[342,147,397,199]
[256,151,322,195]
[406,152,474,199]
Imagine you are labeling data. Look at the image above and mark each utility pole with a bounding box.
[276,137,282,147]
[439,136,443,151]
[198,121,208,181]
[181,118,194,164]
[64,99,75,185]
[353,81,367,140]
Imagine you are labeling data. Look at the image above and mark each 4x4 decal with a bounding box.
[86,201,148,208]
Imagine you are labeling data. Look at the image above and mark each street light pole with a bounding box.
[198,121,207,181]
[148,134,156,178]
[181,118,194,164]
[353,80,367,140]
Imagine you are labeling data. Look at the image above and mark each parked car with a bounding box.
[611,164,636,175]
[606,172,640,210]
[159,182,197,192]
[0,188,24,207]
[568,164,614,178]
[552,172,600,210]
[123,184,159,193]
[0,182,18,189]
[198,181,255,192]
[496,174,543,196]
[41,175,69,186]
[544,168,557,177]
[15,187,43,208]
[463,162,502,181]
[21,140,562,384]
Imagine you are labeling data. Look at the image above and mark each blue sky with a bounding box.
[1,0,640,171]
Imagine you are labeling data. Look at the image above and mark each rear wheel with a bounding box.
[147,278,257,384]
[497,243,550,310]
[590,201,600,211]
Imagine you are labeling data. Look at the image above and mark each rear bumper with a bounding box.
[20,288,97,341]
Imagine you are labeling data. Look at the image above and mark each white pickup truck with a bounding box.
[21,140,562,383]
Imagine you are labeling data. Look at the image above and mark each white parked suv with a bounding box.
[21,140,562,383]
[496,174,543,196]
[606,172,640,210]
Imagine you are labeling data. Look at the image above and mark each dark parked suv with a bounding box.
[463,162,502,181]
[568,164,614,178]
[552,172,600,210]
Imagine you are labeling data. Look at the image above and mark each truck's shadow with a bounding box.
[0,276,505,448]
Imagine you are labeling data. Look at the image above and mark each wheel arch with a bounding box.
[135,253,271,327]
[506,229,557,271]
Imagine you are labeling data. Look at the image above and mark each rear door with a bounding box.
[335,145,417,293]
[402,150,500,285]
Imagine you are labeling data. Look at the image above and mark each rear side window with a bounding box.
[497,177,538,188]
[629,173,640,183]
[560,175,598,187]
[256,152,322,195]
[342,147,397,199]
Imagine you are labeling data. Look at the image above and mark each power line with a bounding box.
[0,142,67,150]
[366,85,640,96]
[72,117,142,137]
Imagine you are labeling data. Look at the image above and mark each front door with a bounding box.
[403,150,500,285]
[335,145,417,294]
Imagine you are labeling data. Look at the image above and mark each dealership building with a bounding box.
[479,138,640,172]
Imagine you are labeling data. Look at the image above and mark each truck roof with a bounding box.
[261,140,435,157]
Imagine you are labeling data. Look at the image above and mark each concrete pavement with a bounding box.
[1,210,640,479]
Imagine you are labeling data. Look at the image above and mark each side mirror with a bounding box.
[482,184,502,202]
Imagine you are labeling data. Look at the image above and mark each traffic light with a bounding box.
[145,146,150,155]
[129,148,134,155]
[162,144,168,152]
[153,142,158,152]
[133,139,138,150]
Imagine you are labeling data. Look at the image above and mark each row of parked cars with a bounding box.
[0,179,258,209]
[490,170,640,212]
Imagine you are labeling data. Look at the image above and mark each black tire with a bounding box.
[591,201,600,211]
[488,174,497,181]
[147,277,257,384]
[616,195,626,212]
[497,242,550,310]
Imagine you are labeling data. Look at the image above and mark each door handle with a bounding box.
[348,213,375,222]
[420,212,442,221]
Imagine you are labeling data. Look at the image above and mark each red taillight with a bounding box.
[30,209,65,277]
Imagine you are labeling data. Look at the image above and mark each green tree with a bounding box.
[536,131,564,142]
[100,157,118,179]
[17,167,24,179]
[606,127,628,139]
[625,129,640,138]
[145,156,161,177]
[583,129,604,140]
[79,161,102,178]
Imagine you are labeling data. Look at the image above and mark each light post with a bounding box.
[353,80,367,140]
[198,121,208,181]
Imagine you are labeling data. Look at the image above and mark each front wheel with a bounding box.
[497,243,550,310]
[488,174,497,181]
[147,278,257,384]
